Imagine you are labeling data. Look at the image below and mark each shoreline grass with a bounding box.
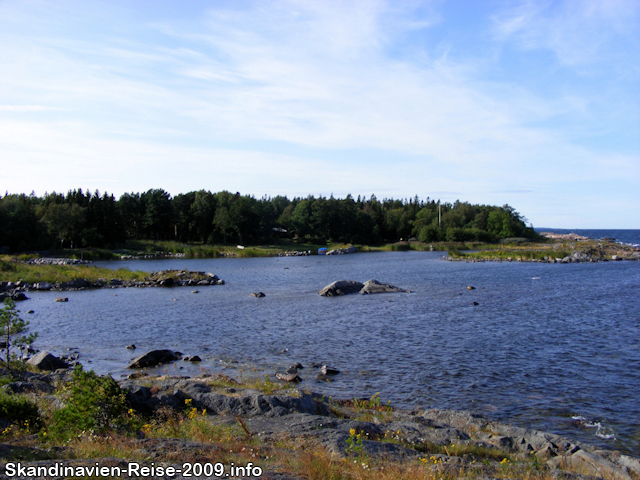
[0,257,148,284]
[7,236,557,262]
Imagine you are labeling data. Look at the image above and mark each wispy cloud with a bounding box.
[0,0,637,227]
[0,105,67,112]
[491,0,640,71]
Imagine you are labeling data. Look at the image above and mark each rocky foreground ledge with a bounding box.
[0,362,638,480]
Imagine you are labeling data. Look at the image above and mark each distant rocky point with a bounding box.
[0,269,225,302]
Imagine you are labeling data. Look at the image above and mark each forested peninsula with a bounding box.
[0,189,537,254]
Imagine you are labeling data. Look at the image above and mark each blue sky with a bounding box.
[0,0,638,228]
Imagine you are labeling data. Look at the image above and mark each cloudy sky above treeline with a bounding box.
[0,0,638,228]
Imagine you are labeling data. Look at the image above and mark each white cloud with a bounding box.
[491,0,640,70]
[0,105,66,112]
[0,0,637,227]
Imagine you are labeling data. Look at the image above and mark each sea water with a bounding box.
[20,250,640,455]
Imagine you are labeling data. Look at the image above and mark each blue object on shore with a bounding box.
[318,248,327,255]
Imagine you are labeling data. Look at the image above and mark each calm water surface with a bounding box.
[20,252,640,455]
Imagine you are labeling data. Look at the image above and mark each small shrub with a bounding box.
[346,428,364,456]
[0,392,41,432]
[49,366,134,440]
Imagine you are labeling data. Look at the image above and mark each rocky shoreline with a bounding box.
[448,239,640,263]
[1,355,638,480]
[0,270,225,302]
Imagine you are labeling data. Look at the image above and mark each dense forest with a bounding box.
[0,189,537,253]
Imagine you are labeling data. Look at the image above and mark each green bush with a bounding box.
[0,392,41,432]
[418,225,442,242]
[50,366,133,439]
[0,260,17,272]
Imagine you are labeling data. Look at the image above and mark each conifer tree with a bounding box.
[0,299,37,362]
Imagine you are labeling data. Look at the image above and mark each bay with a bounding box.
[20,251,640,455]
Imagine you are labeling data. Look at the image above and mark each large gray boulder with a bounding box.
[359,279,409,294]
[27,351,70,371]
[127,349,181,369]
[319,280,364,297]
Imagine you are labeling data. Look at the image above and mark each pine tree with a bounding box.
[0,299,37,362]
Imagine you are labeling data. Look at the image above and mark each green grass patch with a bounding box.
[412,441,512,462]
[449,247,569,261]
[0,257,147,284]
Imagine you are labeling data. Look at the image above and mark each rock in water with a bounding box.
[27,351,70,371]
[250,292,266,297]
[315,373,334,382]
[276,371,301,382]
[127,349,181,369]
[318,280,364,297]
[359,279,410,294]
[321,365,340,375]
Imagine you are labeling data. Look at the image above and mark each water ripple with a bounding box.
[20,252,640,455]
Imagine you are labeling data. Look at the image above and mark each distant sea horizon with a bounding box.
[535,228,640,247]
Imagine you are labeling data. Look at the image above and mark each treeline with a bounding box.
[0,189,537,253]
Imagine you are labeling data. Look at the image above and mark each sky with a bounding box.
[0,0,638,228]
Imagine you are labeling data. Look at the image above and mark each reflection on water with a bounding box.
[21,252,640,455]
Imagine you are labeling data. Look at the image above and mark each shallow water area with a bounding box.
[20,251,640,456]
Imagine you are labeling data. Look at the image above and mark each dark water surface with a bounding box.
[21,252,640,455]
